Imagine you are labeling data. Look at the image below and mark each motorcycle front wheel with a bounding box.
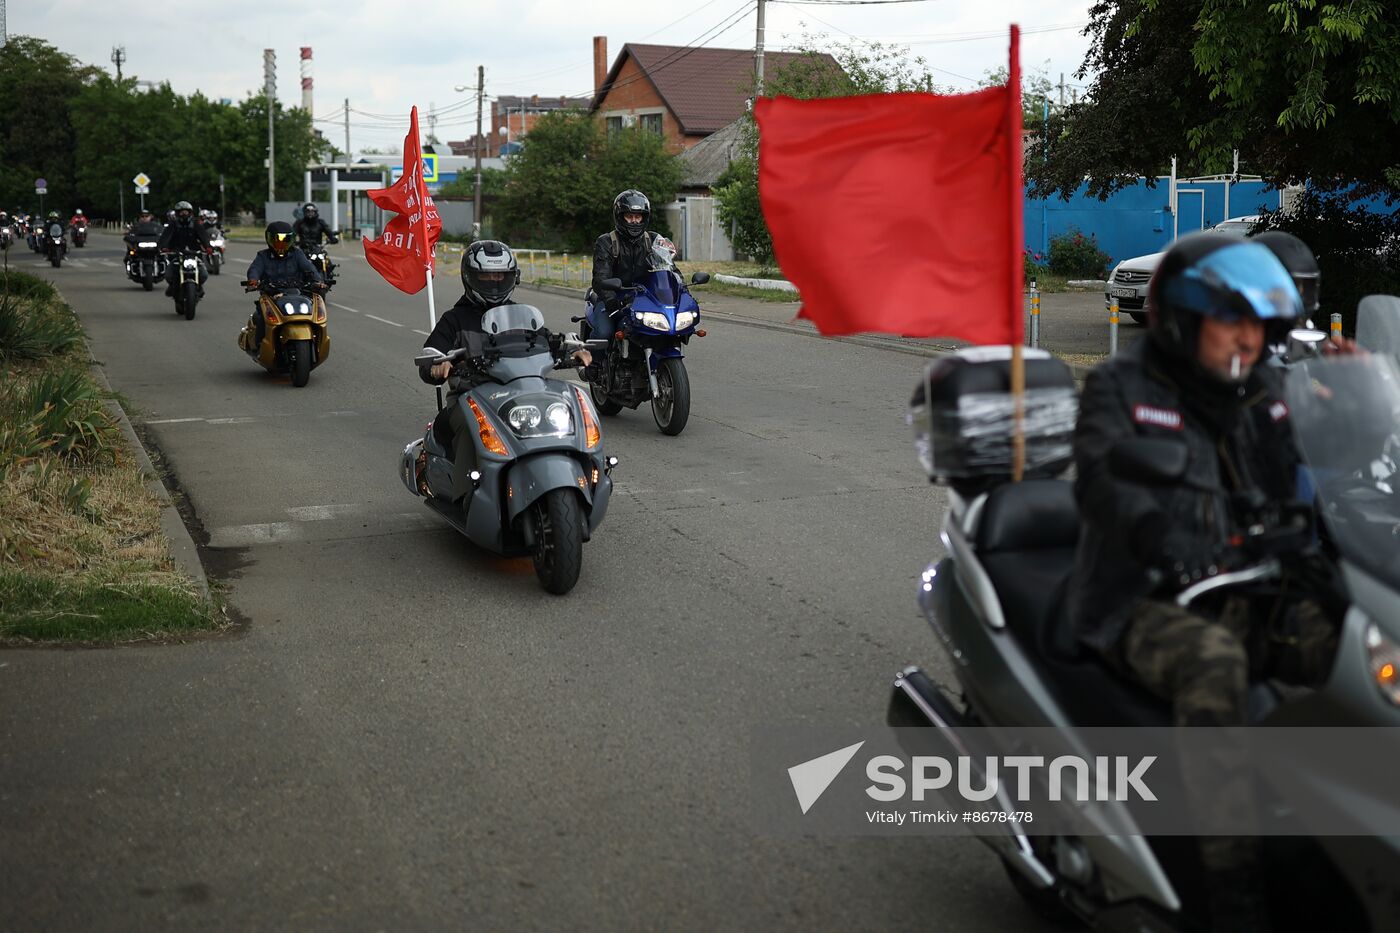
[182,281,198,320]
[651,357,691,436]
[49,252,61,268]
[531,488,583,595]
[141,269,153,291]
[210,254,221,275]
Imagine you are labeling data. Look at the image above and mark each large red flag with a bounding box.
[363,106,443,294]
[755,28,1023,344]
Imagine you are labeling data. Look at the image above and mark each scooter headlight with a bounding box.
[635,311,670,331]
[1365,624,1400,707]
[501,397,575,438]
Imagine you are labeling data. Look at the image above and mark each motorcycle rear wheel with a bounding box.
[290,339,313,387]
[531,488,583,595]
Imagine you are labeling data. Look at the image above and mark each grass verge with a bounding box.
[1,268,220,644]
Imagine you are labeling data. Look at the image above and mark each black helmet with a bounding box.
[613,189,650,240]
[460,239,520,308]
[1253,231,1320,317]
[265,220,295,257]
[303,203,318,220]
[1148,232,1303,368]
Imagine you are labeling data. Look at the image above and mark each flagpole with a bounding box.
[1007,24,1026,483]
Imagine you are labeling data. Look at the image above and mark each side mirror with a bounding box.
[690,272,711,285]
[599,277,623,291]
[1285,328,1329,362]
[1109,438,1189,486]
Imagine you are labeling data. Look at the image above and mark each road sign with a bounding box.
[422,153,438,183]
[132,172,151,187]
[35,177,47,189]
[35,187,47,195]
[135,185,150,195]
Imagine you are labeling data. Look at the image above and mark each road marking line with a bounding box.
[141,410,359,427]
[365,314,403,327]
[145,417,206,425]
[206,417,257,425]
[413,329,430,336]
[330,302,361,313]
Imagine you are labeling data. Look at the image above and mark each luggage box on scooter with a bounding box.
[909,346,1077,494]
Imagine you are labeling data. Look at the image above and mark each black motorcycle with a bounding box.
[125,233,165,291]
[43,222,66,268]
[169,247,207,320]
[299,238,336,290]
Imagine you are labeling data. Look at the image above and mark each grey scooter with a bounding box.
[888,339,1400,932]
[401,304,616,594]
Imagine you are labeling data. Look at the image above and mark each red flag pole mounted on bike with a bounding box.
[755,25,1028,477]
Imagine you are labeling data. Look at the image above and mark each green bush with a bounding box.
[0,272,84,363]
[1048,228,1112,278]
[1,369,117,465]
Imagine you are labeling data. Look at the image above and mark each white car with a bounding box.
[1105,216,1260,324]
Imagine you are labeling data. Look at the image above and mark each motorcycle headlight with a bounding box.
[675,311,697,329]
[1365,624,1400,707]
[508,405,541,432]
[210,238,224,248]
[545,402,572,434]
[299,303,310,314]
[636,311,670,331]
[138,241,158,248]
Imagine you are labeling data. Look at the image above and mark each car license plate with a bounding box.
[1110,286,1137,298]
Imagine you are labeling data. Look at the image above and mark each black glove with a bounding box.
[605,296,621,312]
[328,236,339,245]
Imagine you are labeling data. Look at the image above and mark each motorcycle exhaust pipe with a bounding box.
[888,666,969,730]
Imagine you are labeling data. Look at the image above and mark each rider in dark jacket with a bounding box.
[240,221,323,348]
[158,201,209,295]
[293,203,338,283]
[587,189,663,340]
[1071,232,1339,932]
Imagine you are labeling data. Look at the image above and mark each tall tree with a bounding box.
[0,37,99,214]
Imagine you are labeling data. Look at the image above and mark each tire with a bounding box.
[1000,855,1081,928]
[1129,312,1148,325]
[50,253,61,268]
[531,488,584,595]
[142,269,153,291]
[651,357,691,436]
[210,254,221,275]
[290,339,313,387]
[182,281,198,320]
[589,378,624,416]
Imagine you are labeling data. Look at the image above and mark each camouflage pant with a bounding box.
[1113,597,1339,871]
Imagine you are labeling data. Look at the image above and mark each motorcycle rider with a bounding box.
[587,189,668,344]
[293,202,339,283]
[68,208,86,229]
[1070,232,1342,932]
[0,211,12,249]
[240,221,324,350]
[419,240,591,502]
[158,201,210,296]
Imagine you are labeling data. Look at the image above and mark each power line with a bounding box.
[776,0,945,5]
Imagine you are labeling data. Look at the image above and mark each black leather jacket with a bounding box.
[246,247,323,290]
[591,230,658,300]
[294,217,337,247]
[1070,339,1300,652]
[158,220,208,254]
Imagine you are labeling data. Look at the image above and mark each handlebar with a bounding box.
[1174,558,1282,608]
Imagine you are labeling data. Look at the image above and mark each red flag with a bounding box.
[755,27,1024,344]
[363,106,443,294]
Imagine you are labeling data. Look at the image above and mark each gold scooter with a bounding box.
[238,278,331,387]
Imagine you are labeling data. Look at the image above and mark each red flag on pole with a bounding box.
[363,106,443,294]
[755,27,1024,345]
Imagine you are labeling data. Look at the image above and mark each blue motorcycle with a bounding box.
[576,238,710,436]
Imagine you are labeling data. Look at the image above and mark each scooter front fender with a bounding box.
[280,322,315,342]
[504,454,591,524]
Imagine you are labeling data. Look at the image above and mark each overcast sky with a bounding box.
[14,0,1096,152]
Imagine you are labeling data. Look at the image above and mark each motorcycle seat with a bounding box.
[974,479,1173,727]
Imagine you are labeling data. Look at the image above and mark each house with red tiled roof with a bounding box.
[588,38,839,151]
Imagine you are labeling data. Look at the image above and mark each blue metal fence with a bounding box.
[1024,178,1284,266]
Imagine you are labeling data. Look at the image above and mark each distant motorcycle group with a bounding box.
[0,208,84,267]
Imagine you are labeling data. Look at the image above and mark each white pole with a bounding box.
[426,264,438,328]
[1170,156,1178,241]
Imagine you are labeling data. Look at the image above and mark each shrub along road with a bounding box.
[0,232,1060,931]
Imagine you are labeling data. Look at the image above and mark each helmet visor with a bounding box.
[468,269,515,303]
[268,231,294,256]
[1165,241,1303,322]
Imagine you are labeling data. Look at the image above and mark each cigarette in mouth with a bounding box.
[1230,354,1241,379]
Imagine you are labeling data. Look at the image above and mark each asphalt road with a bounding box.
[1,233,1060,932]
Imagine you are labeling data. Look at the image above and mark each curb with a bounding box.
[516,282,1097,379]
[88,352,212,605]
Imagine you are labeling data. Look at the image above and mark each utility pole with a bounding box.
[754,0,766,95]
[428,101,438,142]
[111,45,125,82]
[264,49,277,207]
[474,65,484,234]
[1,0,7,49]
[1058,73,1066,107]
[344,97,351,163]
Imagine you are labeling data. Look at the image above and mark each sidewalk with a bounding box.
[519,280,1143,376]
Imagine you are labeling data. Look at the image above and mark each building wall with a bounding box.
[595,55,686,152]
[659,197,735,262]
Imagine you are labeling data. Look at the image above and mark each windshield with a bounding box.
[1356,295,1400,358]
[1286,355,1400,588]
[481,304,544,336]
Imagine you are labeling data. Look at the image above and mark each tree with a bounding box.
[0,37,100,214]
[490,113,683,250]
[713,36,952,264]
[1030,1,1400,329]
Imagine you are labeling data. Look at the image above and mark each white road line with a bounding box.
[285,503,361,521]
[365,314,403,327]
[413,329,430,336]
[141,410,360,427]
[144,417,206,425]
[330,302,361,314]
